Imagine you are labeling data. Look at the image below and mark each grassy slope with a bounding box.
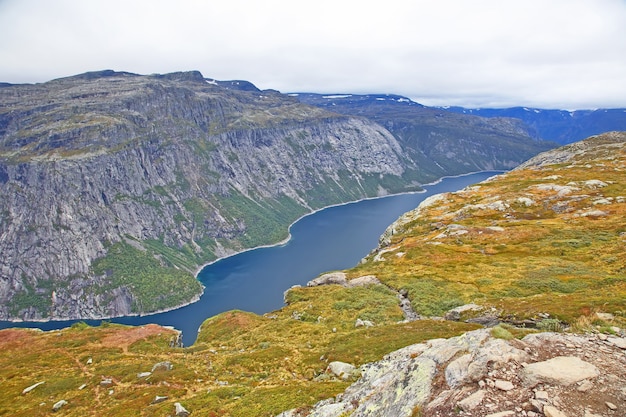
[1,133,625,416]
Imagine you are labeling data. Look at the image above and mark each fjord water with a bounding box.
[0,171,500,346]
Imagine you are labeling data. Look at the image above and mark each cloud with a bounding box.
[1,0,625,109]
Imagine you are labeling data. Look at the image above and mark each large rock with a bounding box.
[307,272,348,287]
[326,361,357,380]
[521,356,599,387]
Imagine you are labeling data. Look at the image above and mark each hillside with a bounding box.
[0,132,624,417]
[0,70,552,321]
[293,93,556,179]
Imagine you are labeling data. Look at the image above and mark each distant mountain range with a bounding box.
[292,93,626,145]
[439,106,626,144]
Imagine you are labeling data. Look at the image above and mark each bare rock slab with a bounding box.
[522,356,599,387]
[544,405,569,417]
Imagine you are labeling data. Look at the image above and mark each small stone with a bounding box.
[137,371,152,378]
[478,380,486,388]
[151,395,168,404]
[86,357,93,365]
[577,380,593,392]
[457,389,486,412]
[100,378,113,387]
[534,390,549,401]
[22,381,45,394]
[78,383,87,390]
[544,405,568,417]
[355,318,374,328]
[174,402,190,417]
[485,411,514,417]
[527,412,537,417]
[151,361,173,372]
[605,402,617,410]
[495,379,515,391]
[530,399,544,413]
[52,400,68,412]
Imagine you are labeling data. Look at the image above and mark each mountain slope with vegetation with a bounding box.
[293,93,556,179]
[0,71,552,321]
[0,132,624,416]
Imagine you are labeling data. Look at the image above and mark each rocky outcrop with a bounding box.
[277,328,626,417]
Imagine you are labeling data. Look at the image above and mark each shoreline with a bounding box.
[0,170,502,327]
[193,169,502,276]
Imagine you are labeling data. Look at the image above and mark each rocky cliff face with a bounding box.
[293,93,556,180]
[0,71,414,320]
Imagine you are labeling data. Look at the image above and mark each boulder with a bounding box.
[52,400,68,412]
[152,361,173,372]
[522,356,599,387]
[457,389,486,411]
[444,303,483,321]
[327,361,357,380]
[22,381,45,394]
[307,272,348,287]
[346,275,380,287]
[355,318,374,328]
[174,402,190,417]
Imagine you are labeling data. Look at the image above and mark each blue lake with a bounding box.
[0,171,500,346]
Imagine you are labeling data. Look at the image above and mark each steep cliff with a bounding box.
[293,93,556,179]
[0,70,415,320]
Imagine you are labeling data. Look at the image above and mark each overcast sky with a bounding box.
[1,0,625,109]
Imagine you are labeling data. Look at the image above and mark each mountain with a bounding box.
[0,132,623,416]
[293,93,556,179]
[0,71,554,322]
[442,106,626,144]
[0,70,420,321]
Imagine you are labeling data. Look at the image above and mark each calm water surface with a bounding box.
[0,171,500,345]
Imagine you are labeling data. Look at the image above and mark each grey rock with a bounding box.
[457,389,486,411]
[151,395,168,404]
[607,336,626,349]
[307,272,348,287]
[495,379,515,391]
[444,303,483,321]
[100,378,113,387]
[52,399,68,412]
[174,402,190,416]
[522,356,599,387]
[151,361,173,372]
[326,361,356,380]
[22,381,45,394]
[485,412,515,417]
[544,405,569,417]
[346,275,381,288]
[354,318,374,328]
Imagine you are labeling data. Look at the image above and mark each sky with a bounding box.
[1,0,625,110]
